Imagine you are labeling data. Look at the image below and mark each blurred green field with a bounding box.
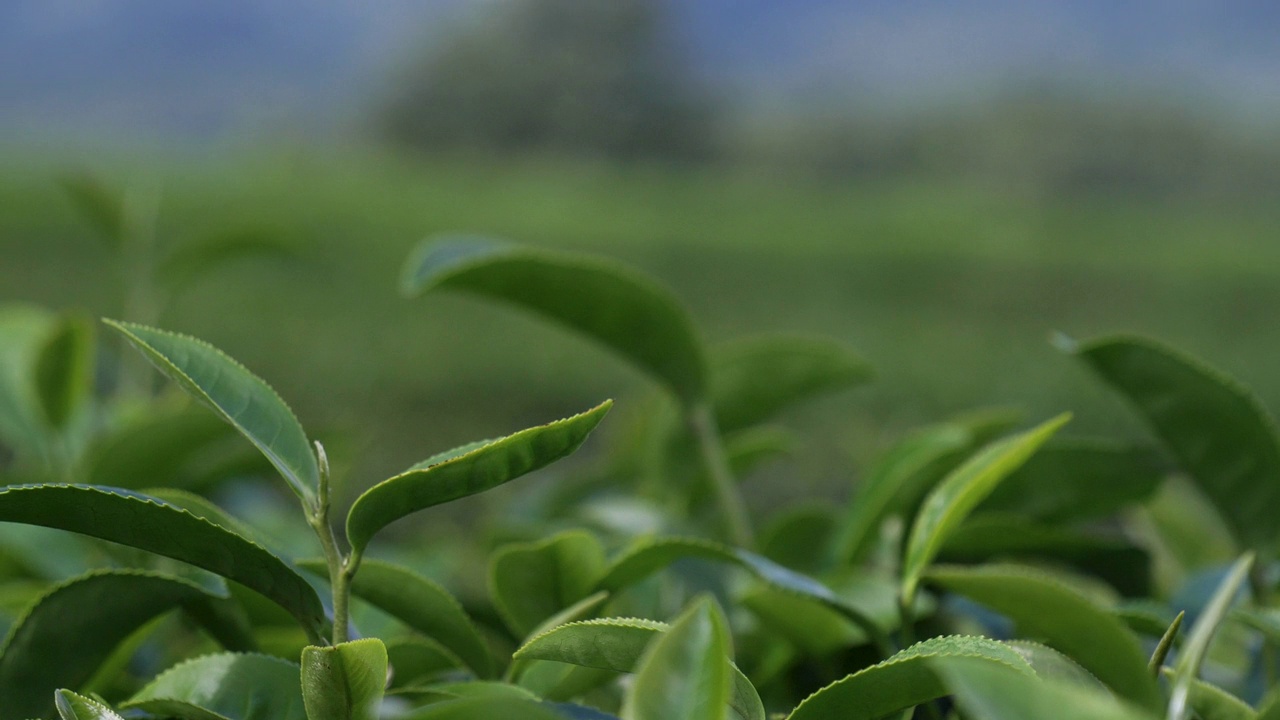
[3,149,1280,505]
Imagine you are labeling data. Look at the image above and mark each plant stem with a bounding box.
[309,440,356,646]
[688,401,754,549]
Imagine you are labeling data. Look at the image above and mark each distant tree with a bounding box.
[379,0,717,162]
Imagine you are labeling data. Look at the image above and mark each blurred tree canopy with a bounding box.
[379,0,717,162]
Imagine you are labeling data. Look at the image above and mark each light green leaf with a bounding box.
[1159,669,1256,720]
[622,597,733,720]
[0,484,326,639]
[105,320,319,505]
[709,335,872,432]
[0,569,225,720]
[935,654,1158,720]
[1169,553,1254,720]
[1070,336,1280,549]
[34,315,93,432]
[901,413,1070,603]
[55,690,126,720]
[401,237,708,403]
[302,638,387,720]
[724,425,796,477]
[1006,640,1107,690]
[347,401,610,553]
[397,696,570,720]
[489,530,606,639]
[786,635,1034,720]
[926,563,1161,711]
[515,617,763,720]
[1258,689,1280,720]
[1149,611,1185,675]
[121,652,305,720]
[58,174,125,250]
[298,557,492,678]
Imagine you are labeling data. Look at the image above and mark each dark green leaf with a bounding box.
[489,530,605,639]
[1071,335,1280,549]
[0,569,225,720]
[622,596,733,720]
[709,335,872,432]
[385,636,464,689]
[122,652,305,720]
[0,484,326,639]
[347,401,610,553]
[401,237,707,403]
[301,638,387,720]
[58,174,125,250]
[1168,553,1254,720]
[759,504,837,575]
[34,316,93,432]
[105,320,319,505]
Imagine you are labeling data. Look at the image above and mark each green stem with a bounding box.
[309,440,357,646]
[688,401,754,549]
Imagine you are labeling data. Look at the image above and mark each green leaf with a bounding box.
[1158,669,1257,720]
[301,638,388,720]
[622,596,733,720]
[0,569,225,720]
[901,413,1070,603]
[830,422,973,566]
[55,690,126,720]
[1006,640,1107,690]
[935,654,1158,720]
[1168,553,1254,720]
[34,315,93,432]
[759,504,837,575]
[121,652,306,720]
[979,439,1165,523]
[401,237,708,403]
[1149,611,1185,675]
[926,563,1162,711]
[397,697,571,720]
[347,401,610,553]
[709,335,872,432]
[385,636,464,689]
[786,635,1034,720]
[1259,689,1280,720]
[515,618,763,720]
[104,320,319,505]
[0,484,326,639]
[489,530,606,638]
[157,229,300,293]
[298,557,493,678]
[58,174,125,250]
[1070,335,1280,549]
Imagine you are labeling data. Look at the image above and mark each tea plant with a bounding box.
[2,233,1280,720]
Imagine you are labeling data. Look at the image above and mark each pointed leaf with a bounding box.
[927,563,1161,711]
[0,484,326,638]
[302,638,387,720]
[786,635,1034,720]
[105,321,319,504]
[0,569,225,720]
[1169,553,1254,720]
[1070,336,1280,548]
[122,652,306,720]
[298,557,492,678]
[402,237,708,403]
[56,690,126,720]
[515,617,763,720]
[935,655,1158,720]
[901,413,1070,603]
[709,335,872,432]
[1006,640,1107,690]
[1159,669,1256,720]
[489,530,605,638]
[34,315,93,431]
[622,597,733,720]
[347,401,610,553]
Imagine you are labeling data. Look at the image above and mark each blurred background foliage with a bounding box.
[3,0,1280,518]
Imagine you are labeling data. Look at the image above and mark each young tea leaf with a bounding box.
[901,413,1070,604]
[385,636,465,689]
[622,596,733,720]
[302,638,388,720]
[346,401,610,553]
[935,654,1158,720]
[1159,669,1256,720]
[55,690,126,720]
[104,320,320,505]
[1070,336,1280,549]
[401,237,708,404]
[121,652,306,720]
[1168,553,1254,720]
[489,530,606,639]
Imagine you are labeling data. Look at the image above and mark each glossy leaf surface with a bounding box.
[936,655,1157,720]
[347,401,610,553]
[122,652,305,720]
[622,597,733,720]
[301,638,387,720]
[55,690,126,720]
[402,237,708,403]
[106,320,319,504]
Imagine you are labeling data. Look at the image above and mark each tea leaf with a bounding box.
[122,652,305,720]
[489,530,606,639]
[709,335,872,432]
[901,413,1070,604]
[1071,336,1280,549]
[55,690,126,720]
[1149,611,1185,675]
[622,597,733,720]
[385,636,464,689]
[34,315,93,432]
[396,697,572,720]
[346,401,610,553]
[1006,640,1107,690]
[1159,669,1256,720]
[302,638,387,720]
[927,563,1161,711]
[935,654,1158,720]
[105,320,319,505]
[401,237,707,403]
[298,557,493,679]
[0,484,326,638]
[0,569,225,720]
[1168,553,1254,720]
[786,635,1033,720]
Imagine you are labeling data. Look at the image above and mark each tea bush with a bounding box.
[1,197,1278,719]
